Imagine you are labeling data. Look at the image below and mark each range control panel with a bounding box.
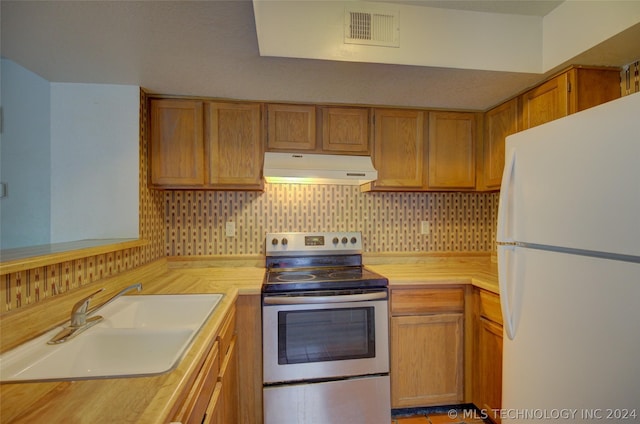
[266,232,363,256]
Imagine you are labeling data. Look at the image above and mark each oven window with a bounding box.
[277,307,375,364]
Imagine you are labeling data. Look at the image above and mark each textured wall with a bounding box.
[164,187,498,256]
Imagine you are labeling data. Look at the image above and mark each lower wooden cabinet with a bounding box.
[390,287,465,408]
[473,289,503,423]
[172,305,238,424]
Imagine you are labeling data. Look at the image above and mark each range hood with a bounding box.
[263,152,378,185]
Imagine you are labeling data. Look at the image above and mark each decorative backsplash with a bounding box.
[164,187,499,256]
[621,60,640,96]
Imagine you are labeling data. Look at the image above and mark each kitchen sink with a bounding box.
[0,293,223,383]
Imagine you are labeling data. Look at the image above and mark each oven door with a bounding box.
[262,289,389,384]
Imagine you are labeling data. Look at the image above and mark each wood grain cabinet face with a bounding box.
[321,107,370,154]
[427,111,477,190]
[390,287,465,408]
[370,108,425,190]
[473,289,503,423]
[206,102,263,189]
[481,99,517,190]
[266,104,316,151]
[150,99,205,186]
[172,306,239,424]
[519,68,620,131]
[520,73,570,130]
[150,99,263,190]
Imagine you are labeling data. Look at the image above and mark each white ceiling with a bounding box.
[1,0,638,111]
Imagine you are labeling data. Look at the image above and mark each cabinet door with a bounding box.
[570,68,621,113]
[206,102,263,189]
[150,99,204,186]
[520,73,569,130]
[321,107,370,154]
[202,382,223,424]
[482,99,517,190]
[477,317,503,423]
[427,111,476,190]
[391,313,464,407]
[220,337,239,424]
[266,104,316,151]
[370,108,425,190]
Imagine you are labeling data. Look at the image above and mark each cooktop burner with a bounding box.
[264,266,388,293]
[262,231,389,293]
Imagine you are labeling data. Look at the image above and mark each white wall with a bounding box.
[254,1,543,73]
[50,83,139,243]
[542,1,640,71]
[0,58,51,249]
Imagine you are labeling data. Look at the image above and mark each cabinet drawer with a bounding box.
[217,305,237,358]
[391,287,464,315]
[478,290,502,325]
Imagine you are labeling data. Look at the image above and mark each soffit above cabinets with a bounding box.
[2,1,639,111]
[253,0,640,74]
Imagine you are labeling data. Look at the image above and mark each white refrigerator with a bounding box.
[497,92,640,422]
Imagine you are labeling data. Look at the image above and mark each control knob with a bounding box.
[332,237,339,244]
[281,238,288,246]
[271,238,278,245]
[351,237,357,244]
[341,237,348,244]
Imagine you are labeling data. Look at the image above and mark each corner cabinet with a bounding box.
[149,98,263,190]
[473,289,503,423]
[480,98,518,190]
[390,287,465,407]
[481,66,620,190]
[519,67,620,131]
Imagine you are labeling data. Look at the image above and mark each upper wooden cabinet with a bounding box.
[519,67,620,130]
[266,104,370,155]
[482,66,620,191]
[427,112,478,190]
[266,104,316,151]
[149,98,263,190]
[480,98,518,190]
[367,108,426,190]
[206,102,263,189]
[320,106,370,154]
[150,99,205,187]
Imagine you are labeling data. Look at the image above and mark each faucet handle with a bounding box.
[70,288,105,327]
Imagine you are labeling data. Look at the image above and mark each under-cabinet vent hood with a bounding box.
[263,152,378,185]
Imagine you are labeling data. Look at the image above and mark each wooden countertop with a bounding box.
[0,254,498,423]
[0,260,265,424]
[366,253,499,293]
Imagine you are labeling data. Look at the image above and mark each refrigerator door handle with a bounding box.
[497,148,516,242]
[498,243,517,340]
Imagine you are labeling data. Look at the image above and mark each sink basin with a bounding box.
[98,294,224,329]
[0,293,223,382]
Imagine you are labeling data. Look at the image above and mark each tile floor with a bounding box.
[392,411,488,424]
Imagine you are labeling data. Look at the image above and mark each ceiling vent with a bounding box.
[344,7,399,48]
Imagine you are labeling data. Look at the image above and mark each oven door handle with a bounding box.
[263,291,387,305]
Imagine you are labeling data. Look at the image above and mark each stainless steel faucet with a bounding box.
[48,283,143,344]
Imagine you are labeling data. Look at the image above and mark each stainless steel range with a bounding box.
[262,231,391,424]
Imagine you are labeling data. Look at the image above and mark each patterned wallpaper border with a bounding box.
[1,90,165,312]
